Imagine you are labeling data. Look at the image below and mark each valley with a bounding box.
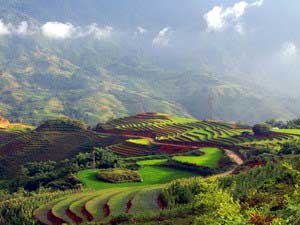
[1,1,300,224]
[1,112,300,224]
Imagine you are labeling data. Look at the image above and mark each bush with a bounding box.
[161,177,210,207]
[36,117,86,131]
[97,168,142,183]
[252,123,272,136]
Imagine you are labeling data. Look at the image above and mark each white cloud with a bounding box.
[0,20,10,35]
[41,22,76,39]
[251,0,264,7]
[41,22,114,40]
[153,27,171,47]
[204,0,264,32]
[15,21,29,35]
[0,20,29,36]
[235,23,245,34]
[87,24,113,40]
[137,26,147,34]
[280,42,298,61]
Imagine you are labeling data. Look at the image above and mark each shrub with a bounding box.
[97,168,142,183]
[36,117,86,131]
[252,123,272,136]
[161,177,210,207]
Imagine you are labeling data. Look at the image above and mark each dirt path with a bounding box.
[224,149,244,165]
[207,149,244,179]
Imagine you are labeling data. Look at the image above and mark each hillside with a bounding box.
[1,113,298,178]
[0,119,125,177]
[0,1,299,125]
[1,113,300,224]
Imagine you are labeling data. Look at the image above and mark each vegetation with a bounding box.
[97,168,142,183]
[127,138,151,146]
[37,118,87,131]
[267,118,300,129]
[77,167,199,190]
[252,123,272,136]
[3,113,300,224]
[8,148,122,192]
[172,148,224,168]
[137,159,168,166]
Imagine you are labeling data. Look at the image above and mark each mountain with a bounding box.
[0,0,299,125]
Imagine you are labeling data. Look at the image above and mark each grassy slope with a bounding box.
[127,138,151,146]
[137,159,168,166]
[77,167,198,190]
[274,129,300,135]
[173,147,224,168]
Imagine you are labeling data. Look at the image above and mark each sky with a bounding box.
[0,0,299,96]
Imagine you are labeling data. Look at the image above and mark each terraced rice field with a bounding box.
[127,138,151,145]
[77,167,199,190]
[137,159,168,166]
[273,129,300,135]
[34,185,166,225]
[99,113,300,155]
[0,128,117,176]
[173,148,224,168]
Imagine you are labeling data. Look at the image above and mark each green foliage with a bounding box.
[193,183,244,225]
[93,147,121,169]
[37,117,87,131]
[137,159,168,166]
[172,148,224,168]
[284,186,300,224]
[97,168,142,183]
[9,147,121,192]
[220,162,295,199]
[161,177,210,207]
[127,138,151,146]
[0,188,78,225]
[279,140,300,154]
[77,166,198,190]
[266,118,300,129]
[253,123,272,136]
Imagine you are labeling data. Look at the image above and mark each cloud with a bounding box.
[137,26,147,34]
[234,23,245,34]
[41,22,76,39]
[0,20,28,36]
[153,27,171,47]
[86,24,113,40]
[204,0,264,32]
[15,21,29,35]
[0,20,10,35]
[40,22,114,40]
[279,42,298,61]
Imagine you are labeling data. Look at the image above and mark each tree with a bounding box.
[193,183,244,225]
[252,123,272,136]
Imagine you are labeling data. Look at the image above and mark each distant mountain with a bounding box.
[0,0,299,125]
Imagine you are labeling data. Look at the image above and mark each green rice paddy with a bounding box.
[127,138,152,145]
[77,166,198,190]
[274,129,300,135]
[173,147,224,168]
[137,159,168,166]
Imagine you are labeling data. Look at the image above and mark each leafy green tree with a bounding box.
[193,183,244,225]
[253,123,272,136]
[94,147,121,168]
[284,186,300,224]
